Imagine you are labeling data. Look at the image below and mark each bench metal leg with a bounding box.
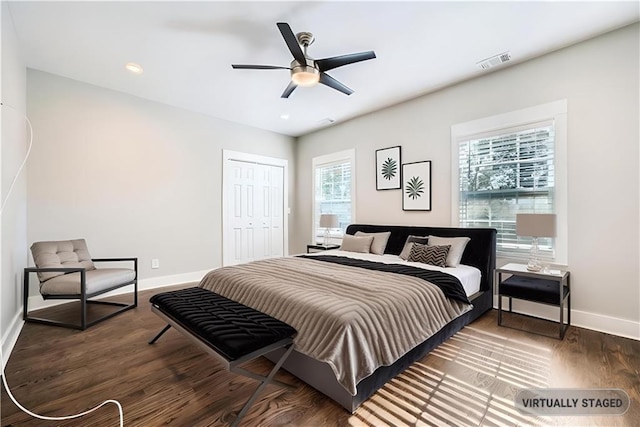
[231,366,295,391]
[148,304,297,426]
[230,344,295,427]
[148,324,172,344]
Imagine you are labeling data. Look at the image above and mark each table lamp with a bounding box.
[516,213,556,271]
[319,214,339,246]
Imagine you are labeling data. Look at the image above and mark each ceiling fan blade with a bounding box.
[232,64,290,70]
[281,81,298,98]
[319,73,353,96]
[277,22,306,65]
[316,51,376,72]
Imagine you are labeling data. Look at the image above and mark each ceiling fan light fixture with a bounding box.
[231,22,376,98]
[291,66,320,87]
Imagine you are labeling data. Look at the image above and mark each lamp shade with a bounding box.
[516,213,556,238]
[319,214,339,229]
[291,66,320,87]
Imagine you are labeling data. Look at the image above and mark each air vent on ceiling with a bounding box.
[318,118,336,126]
[477,51,511,70]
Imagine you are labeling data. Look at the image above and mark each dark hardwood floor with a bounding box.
[2,285,639,426]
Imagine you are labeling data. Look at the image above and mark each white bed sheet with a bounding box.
[305,249,481,296]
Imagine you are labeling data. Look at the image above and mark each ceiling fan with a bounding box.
[232,22,376,98]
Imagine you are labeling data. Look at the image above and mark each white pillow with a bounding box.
[340,234,374,253]
[428,235,471,267]
[355,231,391,255]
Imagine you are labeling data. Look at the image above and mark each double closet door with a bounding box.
[224,159,284,266]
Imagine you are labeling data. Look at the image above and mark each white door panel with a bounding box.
[224,157,286,265]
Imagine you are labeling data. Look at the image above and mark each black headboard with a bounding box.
[345,224,496,292]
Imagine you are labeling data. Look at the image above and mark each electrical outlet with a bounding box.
[151,259,160,269]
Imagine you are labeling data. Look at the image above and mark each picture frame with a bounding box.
[402,161,432,211]
[375,146,401,190]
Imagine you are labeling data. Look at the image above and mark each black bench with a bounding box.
[148,287,297,427]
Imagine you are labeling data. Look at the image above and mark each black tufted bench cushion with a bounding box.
[149,287,296,362]
[149,287,297,427]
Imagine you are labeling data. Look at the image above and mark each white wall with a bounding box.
[27,70,296,292]
[1,2,29,358]
[295,24,640,338]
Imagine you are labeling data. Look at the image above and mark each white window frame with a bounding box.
[311,149,356,244]
[451,100,568,265]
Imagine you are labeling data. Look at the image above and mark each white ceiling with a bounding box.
[7,1,639,137]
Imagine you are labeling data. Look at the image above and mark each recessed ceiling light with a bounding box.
[280,113,290,120]
[125,62,144,75]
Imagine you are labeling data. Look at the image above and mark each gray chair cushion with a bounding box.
[31,239,96,282]
[40,268,136,296]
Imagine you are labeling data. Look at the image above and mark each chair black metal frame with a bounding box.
[23,258,138,330]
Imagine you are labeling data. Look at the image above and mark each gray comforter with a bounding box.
[198,255,470,395]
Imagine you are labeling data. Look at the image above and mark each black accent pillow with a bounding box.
[399,235,429,260]
[408,243,451,268]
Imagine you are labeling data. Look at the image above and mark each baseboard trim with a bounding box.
[493,295,640,341]
[138,269,211,292]
[1,310,24,370]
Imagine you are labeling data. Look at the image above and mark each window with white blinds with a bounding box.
[312,149,356,243]
[452,100,568,263]
[457,121,556,258]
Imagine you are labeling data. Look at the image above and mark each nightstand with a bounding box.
[496,263,570,339]
[307,244,340,253]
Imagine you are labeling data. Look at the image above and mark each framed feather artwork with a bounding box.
[402,161,432,211]
[375,146,401,190]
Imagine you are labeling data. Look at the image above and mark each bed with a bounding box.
[199,224,496,412]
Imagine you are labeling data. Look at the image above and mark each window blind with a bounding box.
[457,121,556,258]
[314,160,352,239]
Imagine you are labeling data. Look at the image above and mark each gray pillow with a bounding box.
[355,231,391,255]
[340,234,374,253]
[428,235,471,267]
[399,235,430,260]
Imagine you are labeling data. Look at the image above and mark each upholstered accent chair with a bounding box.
[24,239,137,330]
